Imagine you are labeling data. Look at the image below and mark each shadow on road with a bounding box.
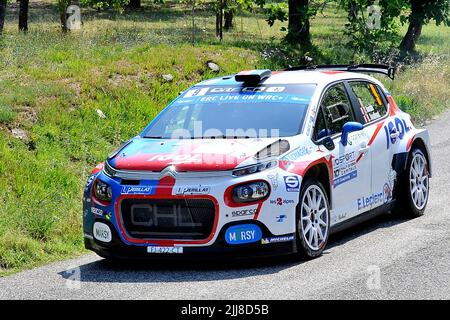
[58,213,411,284]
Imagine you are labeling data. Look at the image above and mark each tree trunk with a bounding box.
[286,0,311,47]
[400,1,423,53]
[0,0,6,35]
[224,10,233,30]
[216,12,220,37]
[18,0,29,32]
[127,0,141,9]
[60,0,71,33]
[215,0,223,40]
[347,0,358,24]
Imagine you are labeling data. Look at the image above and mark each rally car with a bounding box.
[83,64,432,260]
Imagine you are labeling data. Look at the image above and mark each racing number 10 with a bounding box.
[384,117,410,149]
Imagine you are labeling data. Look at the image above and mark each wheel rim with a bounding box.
[409,153,429,210]
[299,185,329,251]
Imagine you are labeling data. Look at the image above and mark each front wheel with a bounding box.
[296,178,330,259]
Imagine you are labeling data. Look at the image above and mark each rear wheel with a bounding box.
[296,178,330,259]
[397,148,430,217]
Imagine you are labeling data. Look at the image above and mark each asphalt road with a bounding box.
[1,111,450,300]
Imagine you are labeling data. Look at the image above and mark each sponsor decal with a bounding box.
[183,87,210,98]
[282,146,313,161]
[225,224,262,245]
[383,183,392,203]
[231,208,257,217]
[276,215,287,223]
[283,176,300,192]
[147,246,183,254]
[175,185,211,195]
[121,186,154,195]
[147,154,202,164]
[384,116,411,149]
[91,207,104,217]
[347,131,369,146]
[267,173,279,191]
[357,191,384,210]
[261,234,295,244]
[84,175,96,191]
[270,197,295,206]
[333,151,358,187]
[93,222,112,243]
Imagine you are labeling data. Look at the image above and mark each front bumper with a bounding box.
[85,219,297,260]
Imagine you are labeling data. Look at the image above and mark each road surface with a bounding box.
[1,111,450,300]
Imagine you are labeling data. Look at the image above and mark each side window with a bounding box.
[313,107,329,141]
[349,81,387,123]
[319,83,355,136]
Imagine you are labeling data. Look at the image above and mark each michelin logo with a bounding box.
[261,235,294,244]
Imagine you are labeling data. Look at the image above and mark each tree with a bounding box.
[0,0,6,35]
[18,0,29,32]
[400,0,450,53]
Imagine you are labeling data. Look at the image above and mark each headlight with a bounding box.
[232,160,278,177]
[94,180,112,202]
[232,181,270,203]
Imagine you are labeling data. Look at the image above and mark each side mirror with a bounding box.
[341,122,363,146]
[321,136,335,151]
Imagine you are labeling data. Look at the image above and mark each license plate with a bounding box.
[147,246,183,254]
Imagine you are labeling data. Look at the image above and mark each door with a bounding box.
[313,82,372,225]
[346,80,393,209]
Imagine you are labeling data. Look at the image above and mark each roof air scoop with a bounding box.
[235,69,272,84]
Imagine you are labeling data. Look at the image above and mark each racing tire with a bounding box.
[295,177,330,259]
[396,147,430,218]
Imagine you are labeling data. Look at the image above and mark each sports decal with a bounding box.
[276,215,287,223]
[261,234,295,244]
[384,116,411,149]
[283,176,300,192]
[267,173,279,191]
[225,224,262,245]
[333,151,357,187]
[121,184,157,195]
[231,208,257,218]
[357,186,392,211]
[270,197,295,206]
[177,85,314,106]
[174,185,211,195]
[357,191,384,210]
[282,146,313,161]
[91,207,104,217]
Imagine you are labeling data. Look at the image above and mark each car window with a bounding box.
[318,83,355,136]
[349,81,387,123]
[313,107,329,141]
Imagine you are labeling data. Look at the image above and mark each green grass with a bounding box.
[0,1,449,276]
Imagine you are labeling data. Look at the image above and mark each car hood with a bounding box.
[108,137,282,172]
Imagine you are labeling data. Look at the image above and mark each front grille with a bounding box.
[120,198,216,240]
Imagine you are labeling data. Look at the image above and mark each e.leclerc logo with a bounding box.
[225,224,262,245]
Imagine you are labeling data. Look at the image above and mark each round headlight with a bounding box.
[94,180,112,202]
[232,181,270,203]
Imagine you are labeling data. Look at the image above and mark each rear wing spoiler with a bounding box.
[285,64,396,80]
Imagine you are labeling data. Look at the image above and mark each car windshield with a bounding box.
[143,84,316,139]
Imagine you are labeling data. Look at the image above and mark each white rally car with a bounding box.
[83,64,432,259]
